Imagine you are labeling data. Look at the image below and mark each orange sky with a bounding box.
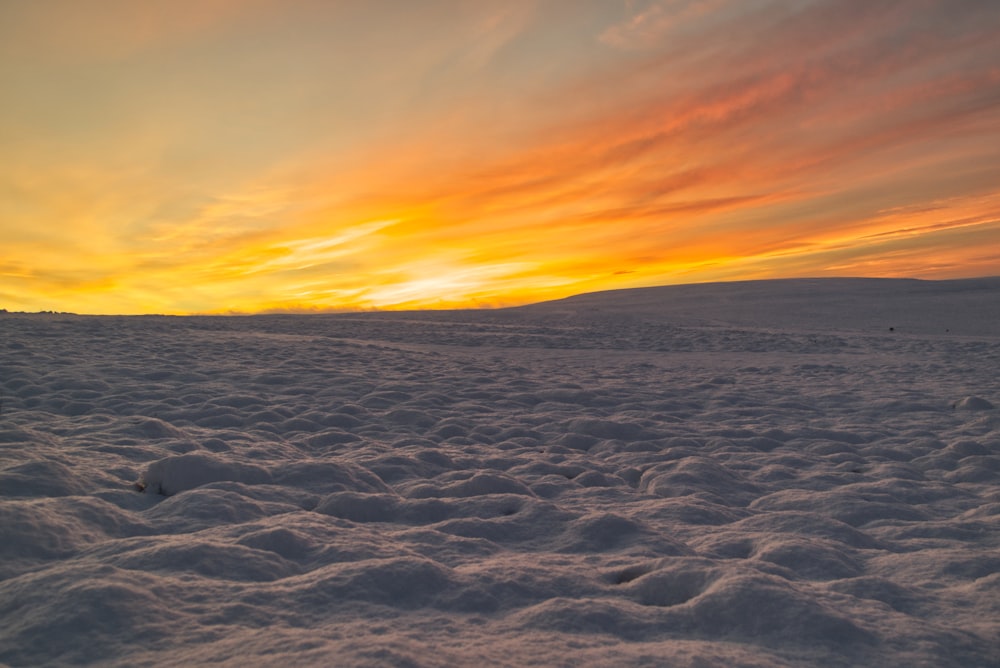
[2,0,999,314]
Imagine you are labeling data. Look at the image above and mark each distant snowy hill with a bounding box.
[514,277,1000,336]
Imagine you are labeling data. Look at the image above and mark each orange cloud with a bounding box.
[1,1,998,314]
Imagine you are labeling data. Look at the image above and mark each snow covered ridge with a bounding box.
[1,278,998,666]
[512,276,1000,336]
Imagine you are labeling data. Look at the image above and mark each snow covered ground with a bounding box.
[1,277,998,667]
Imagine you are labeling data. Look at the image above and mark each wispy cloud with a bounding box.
[1,1,998,313]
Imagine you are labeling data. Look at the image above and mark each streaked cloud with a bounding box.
[1,0,998,313]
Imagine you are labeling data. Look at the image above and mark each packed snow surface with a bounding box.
[2,277,999,667]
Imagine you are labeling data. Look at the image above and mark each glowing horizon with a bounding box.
[2,1,999,315]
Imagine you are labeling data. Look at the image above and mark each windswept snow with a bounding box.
[1,277,998,667]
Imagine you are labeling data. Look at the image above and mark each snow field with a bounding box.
[1,278,998,666]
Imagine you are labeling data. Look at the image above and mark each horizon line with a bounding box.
[5,274,999,318]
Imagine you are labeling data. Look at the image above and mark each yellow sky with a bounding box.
[2,0,999,314]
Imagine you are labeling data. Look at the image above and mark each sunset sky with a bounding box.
[2,0,999,314]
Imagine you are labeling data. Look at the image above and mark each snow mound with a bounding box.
[953,396,995,411]
[136,453,272,496]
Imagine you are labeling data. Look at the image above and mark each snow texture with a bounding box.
[1,277,999,667]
